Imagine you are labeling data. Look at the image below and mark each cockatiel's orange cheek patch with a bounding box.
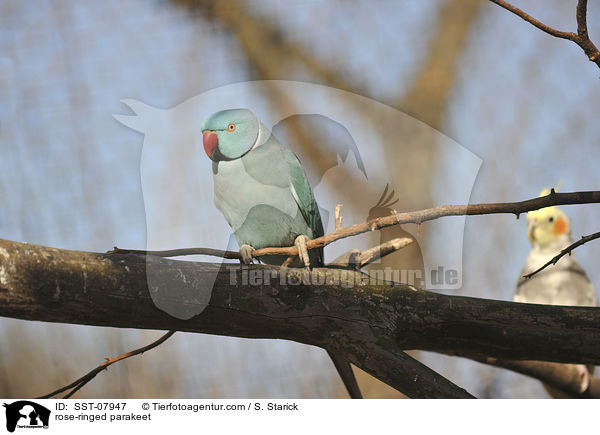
[554,217,568,234]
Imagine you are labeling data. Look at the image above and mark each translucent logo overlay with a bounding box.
[114,81,481,320]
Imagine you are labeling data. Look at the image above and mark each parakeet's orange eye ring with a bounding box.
[227,123,236,132]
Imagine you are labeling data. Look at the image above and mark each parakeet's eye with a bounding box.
[549,217,554,222]
[227,123,236,132]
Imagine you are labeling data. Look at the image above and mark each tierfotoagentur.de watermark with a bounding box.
[227,265,459,288]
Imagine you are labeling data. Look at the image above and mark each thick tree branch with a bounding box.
[524,231,600,278]
[3,239,600,400]
[489,0,600,67]
[108,246,241,259]
[481,358,600,398]
[0,239,472,398]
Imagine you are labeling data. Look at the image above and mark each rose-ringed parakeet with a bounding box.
[201,108,362,398]
[516,188,597,397]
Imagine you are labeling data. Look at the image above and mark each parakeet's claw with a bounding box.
[294,235,311,268]
[239,244,256,264]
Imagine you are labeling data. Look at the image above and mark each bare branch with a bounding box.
[488,0,576,40]
[524,231,600,278]
[4,239,600,367]
[108,246,242,260]
[111,191,600,260]
[327,238,412,270]
[576,0,590,37]
[575,0,600,64]
[38,330,176,399]
[481,358,600,399]
[356,238,413,269]
[489,0,600,67]
[1,239,478,398]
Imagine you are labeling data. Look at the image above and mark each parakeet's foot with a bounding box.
[239,244,256,264]
[294,235,311,268]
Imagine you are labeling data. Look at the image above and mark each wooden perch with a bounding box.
[110,190,600,260]
[3,238,600,398]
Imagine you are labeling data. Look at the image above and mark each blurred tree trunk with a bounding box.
[360,0,484,397]
[174,0,482,398]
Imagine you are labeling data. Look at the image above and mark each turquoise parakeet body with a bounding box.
[201,108,361,398]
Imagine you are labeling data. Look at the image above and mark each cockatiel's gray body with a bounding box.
[202,108,360,398]
[515,190,597,397]
[516,239,597,307]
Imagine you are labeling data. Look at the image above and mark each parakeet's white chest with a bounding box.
[212,157,297,231]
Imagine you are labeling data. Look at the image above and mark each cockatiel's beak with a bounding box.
[203,130,219,158]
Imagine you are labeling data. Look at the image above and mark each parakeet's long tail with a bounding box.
[327,350,363,399]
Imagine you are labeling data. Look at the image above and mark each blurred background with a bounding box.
[1,0,599,398]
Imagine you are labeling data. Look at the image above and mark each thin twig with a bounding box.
[110,191,600,261]
[489,0,600,67]
[334,204,343,231]
[326,238,412,270]
[524,231,600,278]
[357,237,413,268]
[38,330,176,399]
[490,0,577,41]
[488,0,575,39]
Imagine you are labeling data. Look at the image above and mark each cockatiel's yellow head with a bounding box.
[527,188,571,248]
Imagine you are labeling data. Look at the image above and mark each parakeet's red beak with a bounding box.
[203,131,219,158]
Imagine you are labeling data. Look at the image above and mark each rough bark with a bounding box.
[2,239,600,397]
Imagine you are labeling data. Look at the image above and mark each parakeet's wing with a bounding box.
[282,149,325,262]
[282,149,363,395]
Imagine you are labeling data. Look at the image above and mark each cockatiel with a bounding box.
[516,188,597,397]
[201,108,362,398]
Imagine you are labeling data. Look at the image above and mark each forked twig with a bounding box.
[38,330,176,399]
[489,0,600,67]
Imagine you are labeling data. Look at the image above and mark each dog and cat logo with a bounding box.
[3,401,50,432]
